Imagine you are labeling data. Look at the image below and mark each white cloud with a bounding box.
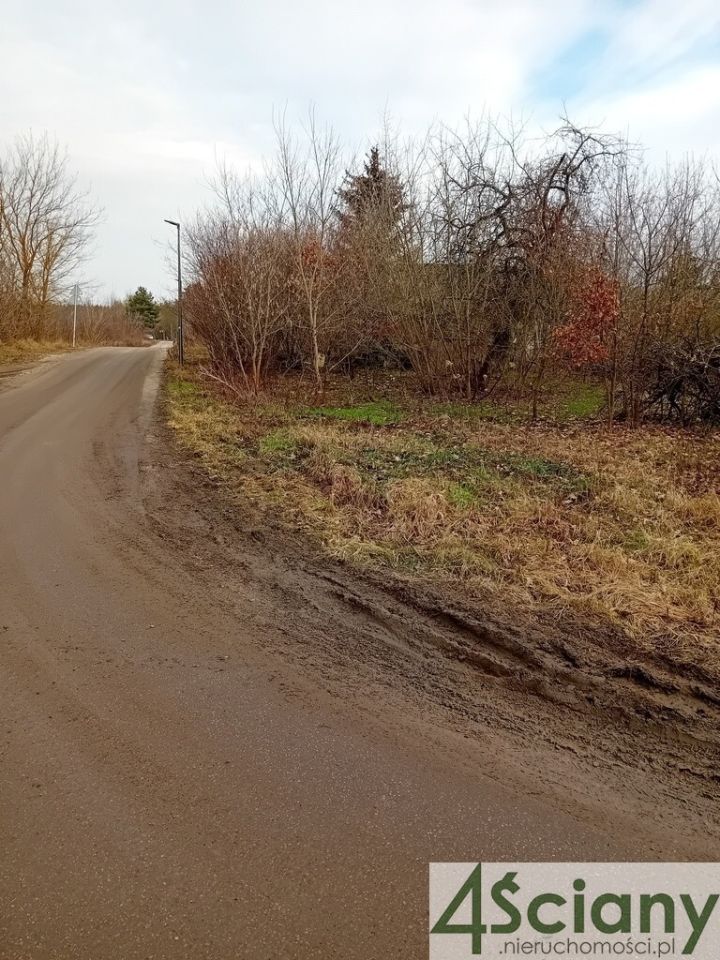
[577,64,720,158]
[599,0,720,84]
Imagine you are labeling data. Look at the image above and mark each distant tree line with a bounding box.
[186,114,720,423]
[52,298,149,346]
[124,286,178,340]
[49,286,173,347]
[0,131,173,348]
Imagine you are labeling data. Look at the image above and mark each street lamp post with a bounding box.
[72,282,79,348]
[164,219,184,365]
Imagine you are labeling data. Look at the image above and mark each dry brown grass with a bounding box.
[166,363,720,676]
[0,339,73,365]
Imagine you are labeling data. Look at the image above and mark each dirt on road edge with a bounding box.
[150,369,720,858]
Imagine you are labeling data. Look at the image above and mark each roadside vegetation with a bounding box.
[0,338,72,366]
[167,358,720,678]
[185,115,720,425]
[166,112,720,677]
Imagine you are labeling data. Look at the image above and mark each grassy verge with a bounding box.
[0,339,73,366]
[165,361,720,675]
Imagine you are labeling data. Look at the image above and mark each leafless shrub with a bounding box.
[186,169,297,393]
[51,299,147,345]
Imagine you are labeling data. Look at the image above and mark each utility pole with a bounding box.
[164,219,184,365]
[72,282,79,348]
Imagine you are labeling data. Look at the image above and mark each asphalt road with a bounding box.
[0,347,707,959]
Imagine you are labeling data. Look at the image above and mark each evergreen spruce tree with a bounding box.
[125,286,160,330]
[336,146,407,239]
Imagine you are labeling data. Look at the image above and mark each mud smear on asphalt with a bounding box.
[144,399,720,858]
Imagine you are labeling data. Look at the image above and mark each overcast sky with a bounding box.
[1,0,719,300]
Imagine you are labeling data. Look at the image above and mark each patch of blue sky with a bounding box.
[532,29,609,103]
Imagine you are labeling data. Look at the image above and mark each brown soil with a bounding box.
[150,382,720,857]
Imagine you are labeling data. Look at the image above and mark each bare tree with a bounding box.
[274,110,344,390]
[0,133,99,339]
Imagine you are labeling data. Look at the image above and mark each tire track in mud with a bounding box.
[141,413,720,854]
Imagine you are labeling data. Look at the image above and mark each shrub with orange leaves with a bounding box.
[554,267,619,367]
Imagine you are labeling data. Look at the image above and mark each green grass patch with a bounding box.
[166,376,202,401]
[497,452,575,480]
[446,482,477,508]
[259,429,299,455]
[348,442,588,495]
[306,400,403,426]
[623,528,651,553]
[555,382,606,420]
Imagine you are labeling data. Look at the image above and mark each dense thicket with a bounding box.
[186,116,720,422]
[56,300,148,345]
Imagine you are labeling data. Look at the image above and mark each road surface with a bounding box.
[0,347,716,959]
